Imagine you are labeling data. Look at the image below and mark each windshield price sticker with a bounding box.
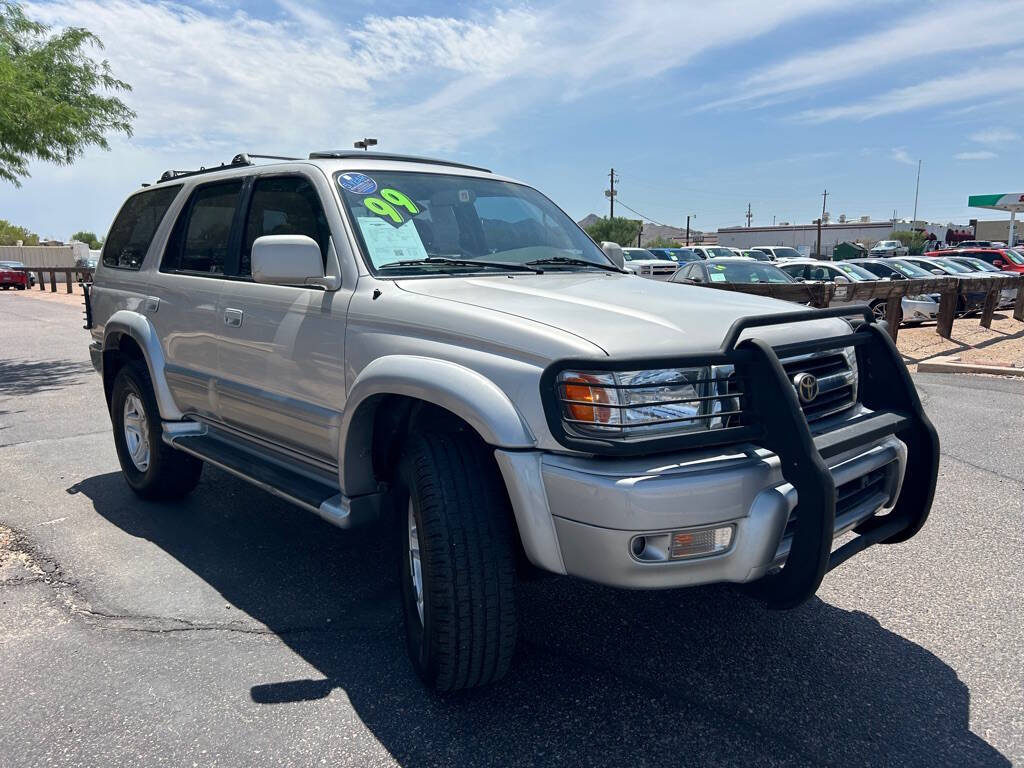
[361,188,421,227]
[709,272,728,282]
[356,217,428,264]
[338,172,378,195]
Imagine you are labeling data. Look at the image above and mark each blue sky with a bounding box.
[4,0,1024,240]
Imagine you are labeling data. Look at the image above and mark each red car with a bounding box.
[0,261,29,290]
[924,247,1024,274]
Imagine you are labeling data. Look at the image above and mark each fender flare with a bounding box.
[103,310,183,420]
[339,355,535,496]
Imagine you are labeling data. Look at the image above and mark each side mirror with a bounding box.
[931,269,944,275]
[251,235,327,287]
[833,275,851,283]
[601,241,625,269]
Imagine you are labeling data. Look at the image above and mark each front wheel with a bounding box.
[870,300,887,322]
[397,432,518,692]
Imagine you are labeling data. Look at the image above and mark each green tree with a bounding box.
[584,216,642,247]
[0,218,39,245]
[644,237,679,248]
[891,230,927,255]
[70,230,102,249]
[0,2,135,186]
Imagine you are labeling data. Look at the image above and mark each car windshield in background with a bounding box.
[648,248,698,263]
[887,260,932,278]
[833,263,877,280]
[706,247,734,259]
[334,171,611,274]
[771,247,802,259]
[1003,249,1024,265]
[955,258,998,272]
[932,258,973,274]
[707,261,794,284]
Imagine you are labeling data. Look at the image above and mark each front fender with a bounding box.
[103,310,183,420]
[339,355,535,496]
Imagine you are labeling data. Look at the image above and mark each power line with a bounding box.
[613,199,672,228]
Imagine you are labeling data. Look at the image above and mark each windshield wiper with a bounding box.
[524,256,623,273]
[377,256,541,273]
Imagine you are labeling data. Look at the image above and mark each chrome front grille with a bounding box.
[781,352,857,423]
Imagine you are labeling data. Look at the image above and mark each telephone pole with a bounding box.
[912,159,922,225]
[605,168,619,219]
[816,188,828,259]
[685,214,694,246]
[745,203,753,227]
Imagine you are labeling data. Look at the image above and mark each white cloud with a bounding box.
[890,147,915,166]
[796,65,1024,122]
[954,151,998,160]
[970,127,1020,144]
[702,0,1024,111]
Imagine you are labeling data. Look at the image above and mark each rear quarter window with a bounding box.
[102,185,183,270]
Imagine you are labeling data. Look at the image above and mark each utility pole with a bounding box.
[605,168,619,219]
[912,159,922,225]
[745,203,753,227]
[685,214,694,246]
[637,220,643,247]
[816,189,828,259]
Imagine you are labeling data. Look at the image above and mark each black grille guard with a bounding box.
[540,305,940,609]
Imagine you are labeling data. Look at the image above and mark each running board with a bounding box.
[163,428,381,529]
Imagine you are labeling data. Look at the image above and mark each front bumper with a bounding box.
[531,434,904,589]
[502,307,938,608]
[902,297,938,321]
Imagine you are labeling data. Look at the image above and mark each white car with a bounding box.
[691,245,737,260]
[750,246,803,262]
[869,240,909,257]
[621,247,679,280]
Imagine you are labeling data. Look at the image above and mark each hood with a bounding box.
[395,273,853,357]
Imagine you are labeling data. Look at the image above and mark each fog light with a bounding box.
[669,526,734,560]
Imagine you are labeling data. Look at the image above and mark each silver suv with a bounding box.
[87,151,939,691]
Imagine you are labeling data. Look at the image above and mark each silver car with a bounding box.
[87,151,938,691]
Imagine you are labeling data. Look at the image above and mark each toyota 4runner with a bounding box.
[87,151,939,691]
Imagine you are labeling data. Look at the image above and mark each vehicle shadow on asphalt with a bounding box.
[70,468,1009,767]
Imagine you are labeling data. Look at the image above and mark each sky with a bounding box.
[4,0,1024,240]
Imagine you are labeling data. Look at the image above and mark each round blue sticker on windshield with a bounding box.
[338,172,377,195]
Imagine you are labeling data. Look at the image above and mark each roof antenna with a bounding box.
[354,138,378,151]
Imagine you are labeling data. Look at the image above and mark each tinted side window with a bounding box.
[241,176,329,277]
[163,181,243,275]
[103,185,182,270]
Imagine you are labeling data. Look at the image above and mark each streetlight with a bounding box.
[354,138,378,151]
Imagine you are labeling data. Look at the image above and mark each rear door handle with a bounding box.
[223,308,244,328]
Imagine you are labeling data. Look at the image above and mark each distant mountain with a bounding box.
[576,213,701,246]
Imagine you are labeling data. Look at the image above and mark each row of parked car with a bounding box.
[620,243,1024,324]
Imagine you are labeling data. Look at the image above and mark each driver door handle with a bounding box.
[224,308,244,328]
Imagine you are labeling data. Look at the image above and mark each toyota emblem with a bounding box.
[793,372,819,403]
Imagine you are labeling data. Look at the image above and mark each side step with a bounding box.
[164,427,381,529]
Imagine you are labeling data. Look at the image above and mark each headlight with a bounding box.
[556,367,736,439]
[908,294,935,302]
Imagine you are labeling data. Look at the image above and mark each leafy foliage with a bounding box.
[70,230,102,248]
[584,216,642,247]
[643,237,680,248]
[891,230,927,255]
[0,2,135,186]
[0,218,39,245]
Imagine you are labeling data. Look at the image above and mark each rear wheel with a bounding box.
[111,360,203,500]
[397,432,518,692]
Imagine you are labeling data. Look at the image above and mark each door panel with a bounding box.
[215,281,346,464]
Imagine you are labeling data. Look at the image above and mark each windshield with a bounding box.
[956,258,997,272]
[648,248,697,263]
[622,249,655,261]
[833,262,877,280]
[707,261,794,284]
[932,258,973,274]
[771,247,801,259]
[744,250,771,261]
[887,259,932,278]
[1003,249,1024,265]
[0,261,24,268]
[706,247,734,259]
[335,170,611,273]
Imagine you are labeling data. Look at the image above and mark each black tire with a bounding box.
[110,360,203,500]
[869,300,886,322]
[397,432,518,692]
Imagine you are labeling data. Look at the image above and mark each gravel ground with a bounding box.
[897,314,1024,369]
[0,291,1021,767]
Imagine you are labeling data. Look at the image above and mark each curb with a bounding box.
[917,355,1024,377]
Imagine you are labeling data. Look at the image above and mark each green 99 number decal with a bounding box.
[364,188,420,226]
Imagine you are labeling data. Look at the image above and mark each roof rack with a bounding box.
[156,152,301,184]
[307,150,490,173]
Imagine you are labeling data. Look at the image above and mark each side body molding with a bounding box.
[339,355,535,497]
[103,309,183,420]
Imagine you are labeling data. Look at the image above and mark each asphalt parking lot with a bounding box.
[1,292,1022,767]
